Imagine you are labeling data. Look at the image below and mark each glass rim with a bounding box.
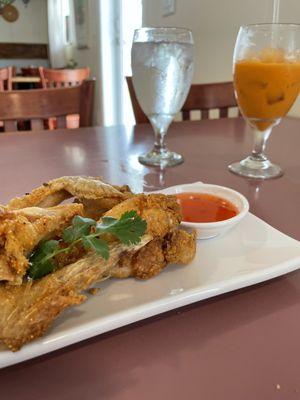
[241,22,300,29]
[134,26,193,35]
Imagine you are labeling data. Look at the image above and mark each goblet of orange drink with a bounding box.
[229,24,300,179]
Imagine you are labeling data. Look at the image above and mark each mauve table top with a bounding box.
[0,117,300,399]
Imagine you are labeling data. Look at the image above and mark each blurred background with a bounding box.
[0,0,298,126]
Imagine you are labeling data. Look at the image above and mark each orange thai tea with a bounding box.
[234,48,300,130]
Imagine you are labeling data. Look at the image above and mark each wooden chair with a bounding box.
[126,77,238,123]
[39,67,90,88]
[126,76,148,124]
[19,67,42,89]
[0,67,13,91]
[0,67,13,129]
[0,80,94,132]
[181,82,238,120]
[39,67,91,129]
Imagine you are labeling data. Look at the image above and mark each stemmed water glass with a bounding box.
[229,23,300,179]
[131,27,194,167]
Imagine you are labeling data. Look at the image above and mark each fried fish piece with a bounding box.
[0,194,186,351]
[7,176,132,213]
[1,175,133,282]
[0,203,83,285]
[46,194,183,272]
[164,229,197,265]
[0,240,150,351]
[104,194,182,238]
[0,230,196,352]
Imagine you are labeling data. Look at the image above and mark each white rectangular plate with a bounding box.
[1,213,300,368]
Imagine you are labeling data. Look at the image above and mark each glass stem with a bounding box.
[250,128,272,162]
[153,127,167,154]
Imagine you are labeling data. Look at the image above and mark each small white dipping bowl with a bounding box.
[157,182,249,239]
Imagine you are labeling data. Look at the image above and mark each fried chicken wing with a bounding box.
[0,203,83,285]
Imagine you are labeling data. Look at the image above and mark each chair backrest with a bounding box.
[126,77,238,123]
[0,80,95,132]
[39,67,90,88]
[181,82,237,120]
[126,76,148,124]
[0,67,13,91]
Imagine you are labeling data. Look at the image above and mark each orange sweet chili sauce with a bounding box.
[176,192,238,223]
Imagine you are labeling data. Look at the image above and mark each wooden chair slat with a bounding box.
[182,110,190,120]
[7,67,13,91]
[201,109,209,119]
[31,118,44,131]
[0,67,13,92]
[219,107,228,118]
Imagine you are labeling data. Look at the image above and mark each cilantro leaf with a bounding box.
[96,210,147,245]
[27,210,147,280]
[62,215,96,243]
[28,240,60,279]
[82,236,109,260]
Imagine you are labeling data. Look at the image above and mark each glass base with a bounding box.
[228,156,283,179]
[138,149,184,167]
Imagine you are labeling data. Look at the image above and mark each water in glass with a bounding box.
[131,27,194,167]
[132,41,194,134]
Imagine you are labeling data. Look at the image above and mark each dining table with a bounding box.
[0,116,300,399]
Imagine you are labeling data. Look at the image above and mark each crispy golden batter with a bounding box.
[45,194,183,272]
[111,229,196,279]
[0,229,195,351]
[0,243,145,351]
[0,193,187,350]
[0,177,135,285]
[104,194,182,238]
[7,176,132,218]
[0,204,83,285]
[164,229,197,265]
[0,177,197,351]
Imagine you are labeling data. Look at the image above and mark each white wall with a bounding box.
[142,0,300,116]
[0,0,48,43]
[0,0,49,68]
[71,0,95,71]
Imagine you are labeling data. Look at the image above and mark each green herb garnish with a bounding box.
[28,211,147,280]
